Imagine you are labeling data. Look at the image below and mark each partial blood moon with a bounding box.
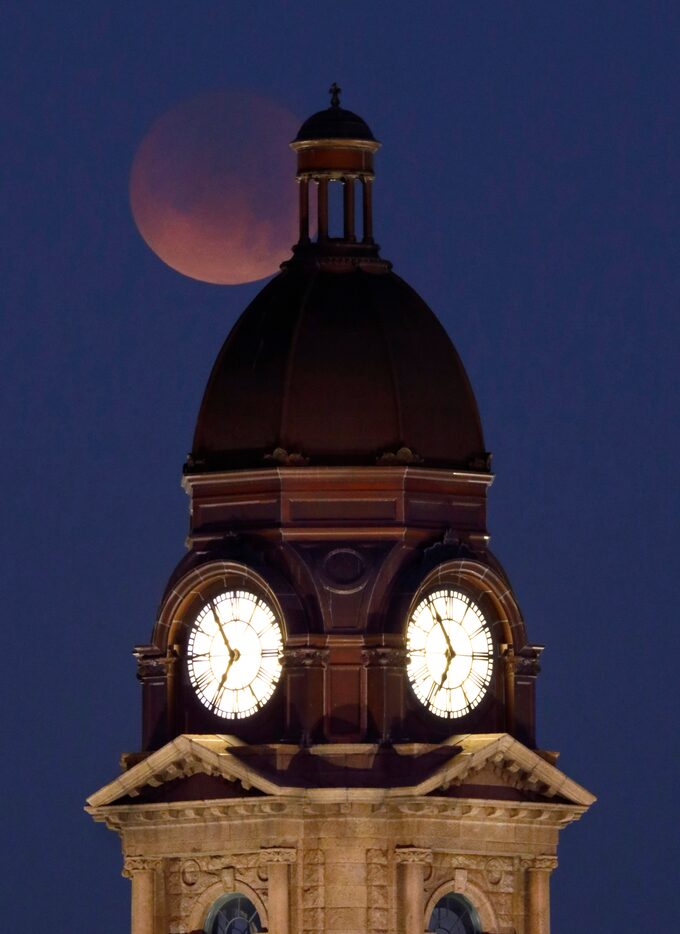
[130,91,300,285]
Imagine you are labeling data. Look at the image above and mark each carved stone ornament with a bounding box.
[282,647,329,668]
[180,859,201,887]
[362,646,408,667]
[133,645,174,682]
[259,847,297,864]
[485,856,514,888]
[122,856,164,878]
[514,644,544,677]
[376,445,424,466]
[394,846,433,864]
[263,447,309,466]
[521,855,558,872]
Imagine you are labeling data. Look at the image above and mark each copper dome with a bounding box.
[189,265,486,473]
[294,105,376,143]
[294,82,376,143]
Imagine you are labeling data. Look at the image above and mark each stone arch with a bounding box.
[425,877,499,933]
[188,878,269,932]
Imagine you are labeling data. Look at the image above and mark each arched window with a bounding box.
[427,892,482,934]
[204,893,263,934]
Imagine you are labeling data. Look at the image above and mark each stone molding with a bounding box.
[91,795,588,834]
[122,856,164,878]
[361,646,409,667]
[281,647,329,668]
[521,855,558,871]
[134,645,175,682]
[394,846,433,864]
[259,847,297,864]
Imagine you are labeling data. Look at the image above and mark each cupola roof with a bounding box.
[189,265,486,473]
[188,90,487,475]
[294,82,376,142]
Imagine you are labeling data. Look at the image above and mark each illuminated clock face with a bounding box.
[406,589,493,719]
[187,590,283,719]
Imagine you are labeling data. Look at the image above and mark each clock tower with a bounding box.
[88,88,594,934]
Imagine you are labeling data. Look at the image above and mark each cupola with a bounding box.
[188,88,488,475]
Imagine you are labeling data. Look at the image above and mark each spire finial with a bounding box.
[329,82,341,108]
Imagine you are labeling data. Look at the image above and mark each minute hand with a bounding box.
[431,605,455,655]
[212,604,234,654]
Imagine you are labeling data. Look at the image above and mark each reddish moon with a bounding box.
[130,91,300,285]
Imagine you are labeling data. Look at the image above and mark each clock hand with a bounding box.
[212,653,235,709]
[437,647,453,690]
[212,603,234,654]
[431,603,456,657]
[220,653,235,686]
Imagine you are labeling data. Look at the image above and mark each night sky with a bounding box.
[3,3,678,931]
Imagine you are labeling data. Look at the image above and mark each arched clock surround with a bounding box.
[136,539,541,749]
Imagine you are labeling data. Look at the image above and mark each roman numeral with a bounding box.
[194,669,213,691]
[212,683,227,710]
[466,669,488,691]
[411,664,429,684]
[256,668,276,688]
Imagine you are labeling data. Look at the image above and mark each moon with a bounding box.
[130,91,300,285]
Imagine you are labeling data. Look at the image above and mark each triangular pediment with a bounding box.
[86,735,282,808]
[409,734,595,806]
[86,733,595,810]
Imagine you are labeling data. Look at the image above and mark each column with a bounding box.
[525,857,557,934]
[395,847,432,934]
[125,858,165,934]
[361,177,373,243]
[343,177,355,241]
[317,177,329,241]
[261,847,297,934]
[298,178,310,243]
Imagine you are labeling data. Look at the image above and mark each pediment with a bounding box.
[410,734,594,806]
[86,733,595,810]
[87,735,283,808]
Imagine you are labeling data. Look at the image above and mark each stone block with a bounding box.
[325,906,368,930]
[325,883,368,908]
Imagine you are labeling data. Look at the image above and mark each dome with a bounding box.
[294,105,375,142]
[189,265,486,473]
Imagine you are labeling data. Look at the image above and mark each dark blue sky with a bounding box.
[2,2,678,930]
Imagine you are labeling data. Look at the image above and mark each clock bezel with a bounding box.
[175,565,288,723]
[402,562,509,729]
[186,586,284,720]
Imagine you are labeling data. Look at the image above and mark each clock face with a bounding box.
[186,589,283,719]
[406,589,493,719]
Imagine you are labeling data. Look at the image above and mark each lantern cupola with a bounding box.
[291,83,381,258]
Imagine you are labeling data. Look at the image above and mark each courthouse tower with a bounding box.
[87,88,594,934]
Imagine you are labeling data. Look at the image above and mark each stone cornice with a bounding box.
[86,793,588,835]
[182,465,494,491]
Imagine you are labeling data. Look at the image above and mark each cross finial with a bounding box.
[329,82,341,108]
